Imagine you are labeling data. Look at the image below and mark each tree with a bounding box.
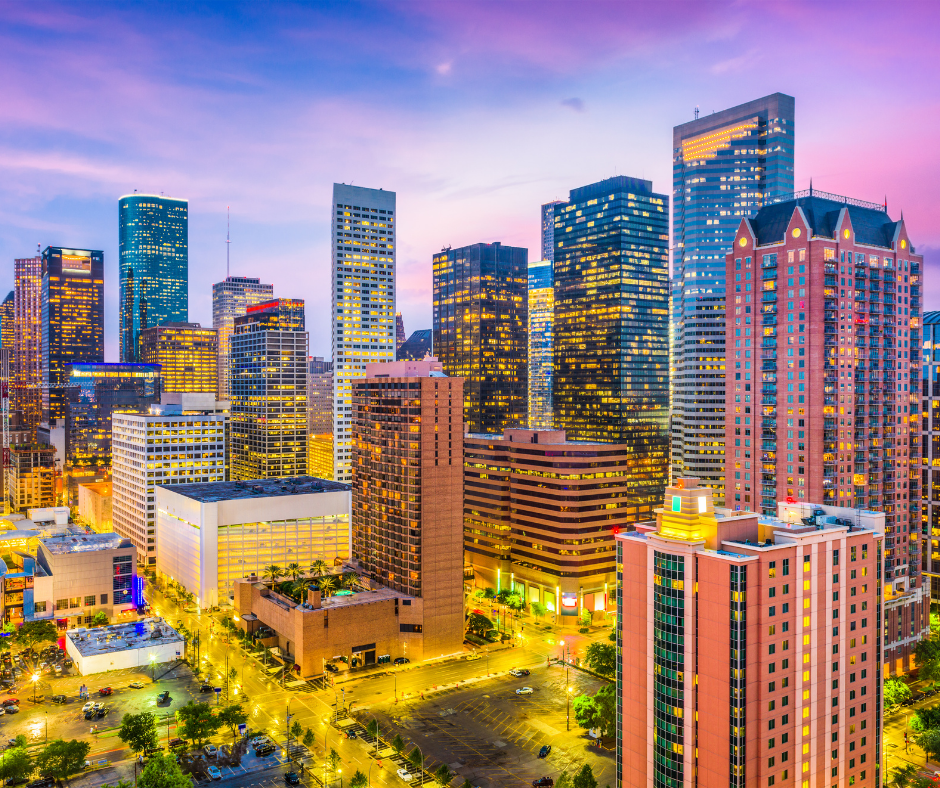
[466,613,492,637]
[572,764,598,788]
[407,747,424,773]
[341,571,358,589]
[350,772,368,788]
[12,620,57,650]
[911,705,940,733]
[326,748,341,774]
[138,753,192,788]
[918,728,940,763]
[460,781,474,788]
[434,763,454,786]
[119,711,158,757]
[573,693,598,730]
[262,565,283,584]
[216,704,248,743]
[390,735,405,757]
[916,639,940,683]
[579,608,592,628]
[285,563,302,582]
[366,718,380,743]
[482,588,495,599]
[34,739,91,781]
[885,677,912,709]
[11,736,27,750]
[91,611,110,627]
[302,729,315,749]
[608,630,617,642]
[0,748,33,784]
[585,642,616,677]
[531,601,547,622]
[555,774,572,788]
[318,576,338,597]
[290,721,303,741]
[309,559,329,578]
[175,701,221,747]
[573,685,616,739]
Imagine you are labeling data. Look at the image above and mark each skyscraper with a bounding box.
[14,256,42,431]
[119,194,189,362]
[527,259,553,428]
[922,312,940,600]
[41,247,105,423]
[230,298,307,480]
[212,276,274,400]
[433,242,527,434]
[726,189,926,671]
[395,312,406,353]
[0,292,13,350]
[553,176,669,521]
[671,94,795,502]
[397,329,432,361]
[331,184,396,482]
[138,322,218,394]
[307,356,333,480]
[540,200,565,262]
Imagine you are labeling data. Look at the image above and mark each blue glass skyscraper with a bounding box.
[670,94,794,502]
[119,194,189,362]
[527,259,553,428]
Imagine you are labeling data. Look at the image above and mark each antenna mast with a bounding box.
[226,206,231,278]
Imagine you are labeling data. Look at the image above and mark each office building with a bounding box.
[138,322,218,394]
[922,312,940,600]
[112,401,227,565]
[78,482,112,533]
[395,312,406,352]
[0,292,13,351]
[527,259,553,428]
[726,189,926,672]
[617,478,883,788]
[433,242,527,434]
[465,429,631,618]
[307,357,333,480]
[6,443,55,512]
[352,359,465,659]
[671,94,795,503]
[119,194,189,362]
[230,298,307,480]
[157,477,350,608]
[41,247,105,423]
[212,276,274,400]
[331,184,397,482]
[553,176,669,520]
[541,200,565,263]
[13,256,42,431]
[66,619,182,675]
[397,330,432,361]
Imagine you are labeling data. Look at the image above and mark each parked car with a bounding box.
[284,773,300,786]
[254,743,275,757]
[50,695,66,705]
[5,777,27,786]
[129,681,145,689]
[0,709,7,717]
[538,744,551,758]
[1,699,19,708]
[509,668,529,677]
[465,653,482,661]
[396,768,413,782]
[203,744,218,758]
[343,729,357,739]
[168,738,186,750]
[144,746,163,757]
[95,706,109,719]
[324,664,338,673]
[200,684,214,693]
[394,657,410,666]
[27,778,54,788]
[249,735,270,747]
[516,687,534,695]
[157,691,171,704]
[207,766,221,782]
[98,687,112,696]
[532,779,554,788]
[3,706,18,715]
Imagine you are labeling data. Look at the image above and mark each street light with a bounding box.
[149,653,156,683]
[566,686,573,732]
[31,673,38,704]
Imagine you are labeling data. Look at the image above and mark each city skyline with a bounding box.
[1,2,938,362]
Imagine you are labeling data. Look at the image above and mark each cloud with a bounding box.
[436,61,452,76]
[561,97,585,113]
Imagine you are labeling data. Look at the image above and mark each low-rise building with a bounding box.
[78,482,113,533]
[65,618,184,675]
[5,444,55,512]
[156,477,350,608]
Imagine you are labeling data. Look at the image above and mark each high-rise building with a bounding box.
[331,184,396,482]
[13,256,42,431]
[671,94,795,502]
[119,194,189,362]
[212,276,274,400]
[0,292,13,390]
[540,200,565,262]
[112,400,227,565]
[64,363,162,503]
[230,298,307,480]
[395,312,406,353]
[433,242,527,434]
[307,357,333,480]
[726,189,926,672]
[465,428,633,618]
[41,247,105,423]
[5,443,55,512]
[553,176,669,521]
[527,259,553,428]
[352,359,464,659]
[617,479,884,788]
[397,330,432,361]
[138,322,218,394]
[921,311,940,600]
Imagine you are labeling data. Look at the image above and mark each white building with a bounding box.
[65,618,184,675]
[156,477,351,607]
[112,398,227,565]
[332,184,396,482]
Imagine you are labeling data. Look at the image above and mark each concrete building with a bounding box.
[6,443,55,512]
[0,553,51,627]
[78,482,112,533]
[352,359,465,660]
[156,477,350,608]
[464,429,633,619]
[66,618,184,676]
[617,478,884,788]
[112,400,227,565]
[138,322,218,394]
[726,189,926,672]
[13,256,42,432]
[212,276,274,401]
[307,357,333,480]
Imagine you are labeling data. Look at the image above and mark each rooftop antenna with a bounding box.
[694,105,699,120]
[226,206,231,278]
[809,178,813,196]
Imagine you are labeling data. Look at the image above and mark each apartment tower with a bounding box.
[212,276,274,400]
[138,322,218,394]
[13,256,42,431]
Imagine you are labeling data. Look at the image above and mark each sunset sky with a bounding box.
[1,0,938,359]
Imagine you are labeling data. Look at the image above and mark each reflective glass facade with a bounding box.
[13,257,42,431]
[920,312,940,599]
[212,276,274,400]
[553,176,669,519]
[671,94,794,502]
[541,200,565,262]
[433,242,528,434]
[527,260,553,428]
[119,195,188,362]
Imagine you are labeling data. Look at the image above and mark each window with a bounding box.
[84,595,95,607]
[34,602,46,613]
[69,597,80,609]
[56,600,68,611]
[101,594,108,605]
[783,559,790,576]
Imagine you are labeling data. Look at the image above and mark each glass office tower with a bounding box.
[212,276,274,400]
[553,176,669,521]
[14,256,42,431]
[527,259,553,428]
[671,94,794,502]
[119,194,189,362]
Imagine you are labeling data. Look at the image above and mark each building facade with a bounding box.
[920,312,940,600]
[332,184,397,482]
[617,479,884,788]
[212,276,274,400]
[6,444,55,512]
[433,242,527,434]
[671,94,795,503]
[395,312,406,352]
[112,404,227,565]
[397,330,432,361]
[726,190,926,672]
[138,322,218,394]
[352,360,465,659]
[41,247,105,423]
[78,482,113,533]
[119,194,189,362]
[553,176,670,521]
[527,259,553,429]
[307,357,333,480]
[541,200,565,262]
[13,256,42,431]
[230,299,307,480]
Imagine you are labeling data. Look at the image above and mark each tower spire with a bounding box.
[226,206,230,278]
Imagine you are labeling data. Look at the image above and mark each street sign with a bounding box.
[238,724,247,736]
[214,687,221,693]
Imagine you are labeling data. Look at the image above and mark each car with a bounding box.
[532,779,554,788]
[129,681,145,689]
[516,687,534,695]
[0,709,6,717]
[254,743,275,756]
[249,735,270,747]
[98,687,112,696]
[168,738,186,750]
[95,706,109,719]
[27,778,54,788]
[343,729,357,739]
[50,695,66,705]
[397,768,413,782]
[203,744,218,758]
[538,744,551,758]
[157,691,171,704]
[200,684,214,693]
[509,668,530,677]
[5,777,27,786]
[144,746,163,757]
[1,699,18,708]
[465,653,482,661]
[3,706,18,715]
[324,663,338,673]
[284,773,300,786]
[82,701,96,713]
[394,657,410,666]
[206,766,221,782]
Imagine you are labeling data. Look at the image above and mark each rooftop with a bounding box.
[162,476,350,503]
[41,533,132,555]
[66,618,183,658]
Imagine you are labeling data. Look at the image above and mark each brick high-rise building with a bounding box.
[726,189,926,672]
[351,359,464,660]
[14,256,43,431]
[617,478,884,788]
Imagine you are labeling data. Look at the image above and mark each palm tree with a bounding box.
[891,764,918,788]
[318,576,338,597]
[310,559,329,578]
[293,578,312,603]
[341,571,358,590]
[262,565,284,584]
[285,562,302,582]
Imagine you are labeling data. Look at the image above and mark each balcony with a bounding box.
[762,291,777,302]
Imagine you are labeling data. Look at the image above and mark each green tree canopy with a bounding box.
[572,684,616,739]
[91,611,109,627]
[34,739,91,780]
[12,621,58,650]
[916,639,940,683]
[326,748,340,773]
[407,746,424,772]
[366,719,380,740]
[119,711,158,755]
[572,765,598,788]
[0,748,33,784]
[531,601,547,621]
[585,642,616,677]
[434,763,454,786]
[138,753,192,788]
[918,728,940,763]
[350,771,368,788]
[216,704,248,743]
[466,613,492,636]
[911,705,940,733]
[302,729,315,749]
[176,701,221,746]
[290,721,303,740]
[884,678,912,709]
[555,774,572,788]
[390,735,405,756]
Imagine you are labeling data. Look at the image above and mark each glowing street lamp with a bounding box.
[149,653,157,683]
[31,673,39,703]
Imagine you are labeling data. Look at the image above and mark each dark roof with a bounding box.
[748,192,900,249]
[923,311,940,325]
[397,329,432,361]
[569,175,653,203]
[161,476,350,503]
